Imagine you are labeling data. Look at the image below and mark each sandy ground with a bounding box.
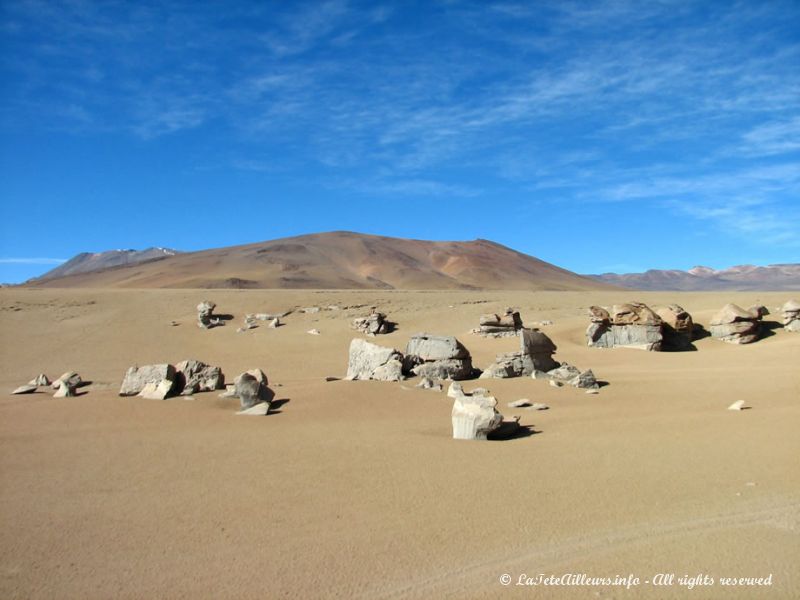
[0,288,798,599]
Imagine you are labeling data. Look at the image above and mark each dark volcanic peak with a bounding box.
[27,231,611,291]
[34,247,180,281]
[590,263,800,291]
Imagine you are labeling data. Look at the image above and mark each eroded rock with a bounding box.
[120,364,175,396]
[346,339,404,381]
[709,303,761,344]
[404,333,473,380]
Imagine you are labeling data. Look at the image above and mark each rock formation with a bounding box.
[450,387,504,440]
[782,299,800,332]
[175,360,224,395]
[197,300,218,329]
[231,369,274,411]
[53,380,77,397]
[119,364,176,397]
[346,339,404,381]
[480,328,558,378]
[709,303,761,344]
[351,311,393,335]
[403,333,473,380]
[52,372,82,390]
[474,308,522,338]
[533,363,599,389]
[586,302,663,350]
[655,304,695,350]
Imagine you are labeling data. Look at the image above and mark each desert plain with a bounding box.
[0,287,798,599]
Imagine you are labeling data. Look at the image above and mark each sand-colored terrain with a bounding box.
[1,288,798,599]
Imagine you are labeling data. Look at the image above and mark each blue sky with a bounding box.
[1,0,799,283]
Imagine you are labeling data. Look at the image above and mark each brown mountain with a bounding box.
[28,231,611,290]
[590,263,800,291]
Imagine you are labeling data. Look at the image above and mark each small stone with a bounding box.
[325,376,340,382]
[11,384,38,395]
[549,380,563,388]
[138,379,174,400]
[28,374,50,386]
[236,402,270,416]
[728,400,746,411]
[508,399,531,408]
[307,329,321,335]
[53,381,76,397]
[52,372,82,389]
[269,318,280,328]
[526,403,549,410]
[585,389,599,395]
[447,382,464,398]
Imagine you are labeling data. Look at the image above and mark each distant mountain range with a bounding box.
[28,232,610,291]
[33,248,180,281]
[589,264,800,291]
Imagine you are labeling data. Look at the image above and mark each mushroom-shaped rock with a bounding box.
[196,301,217,329]
[655,304,695,349]
[587,302,663,351]
[476,309,523,337]
[709,304,761,344]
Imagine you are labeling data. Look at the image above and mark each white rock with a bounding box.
[53,381,76,398]
[508,399,531,408]
[120,364,175,396]
[12,384,37,395]
[526,403,549,410]
[727,400,746,411]
[451,394,503,440]
[138,379,174,400]
[28,374,50,386]
[236,401,270,416]
[52,372,81,389]
[307,329,321,335]
[346,338,403,381]
[269,318,280,328]
[447,382,464,398]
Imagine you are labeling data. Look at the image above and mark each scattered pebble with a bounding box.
[508,399,531,408]
[526,403,549,411]
[585,389,599,395]
[549,380,563,388]
[728,400,746,411]
[307,329,321,335]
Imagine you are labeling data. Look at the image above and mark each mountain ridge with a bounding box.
[28,231,611,291]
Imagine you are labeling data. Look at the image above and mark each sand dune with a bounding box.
[29,231,612,291]
[1,288,798,599]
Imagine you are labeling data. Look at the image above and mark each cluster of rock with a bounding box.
[586,302,664,351]
[655,304,695,349]
[781,300,800,332]
[197,301,220,329]
[480,329,558,378]
[709,304,763,344]
[220,369,274,415]
[119,360,223,400]
[351,311,393,335]
[478,329,598,389]
[473,308,522,338]
[11,372,82,397]
[346,333,474,382]
[448,383,520,440]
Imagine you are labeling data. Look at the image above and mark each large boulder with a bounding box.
[587,302,663,351]
[175,359,224,395]
[709,303,761,344]
[475,308,522,337]
[404,334,473,380]
[451,388,504,440]
[232,369,273,410]
[346,339,404,381]
[120,364,176,396]
[781,299,800,332]
[655,304,695,350]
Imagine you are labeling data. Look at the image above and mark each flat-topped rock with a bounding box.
[404,333,473,381]
[346,338,404,381]
[710,303,761,343]
[120,364,175,396]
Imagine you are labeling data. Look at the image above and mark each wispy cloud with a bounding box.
[0,258,67,265]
